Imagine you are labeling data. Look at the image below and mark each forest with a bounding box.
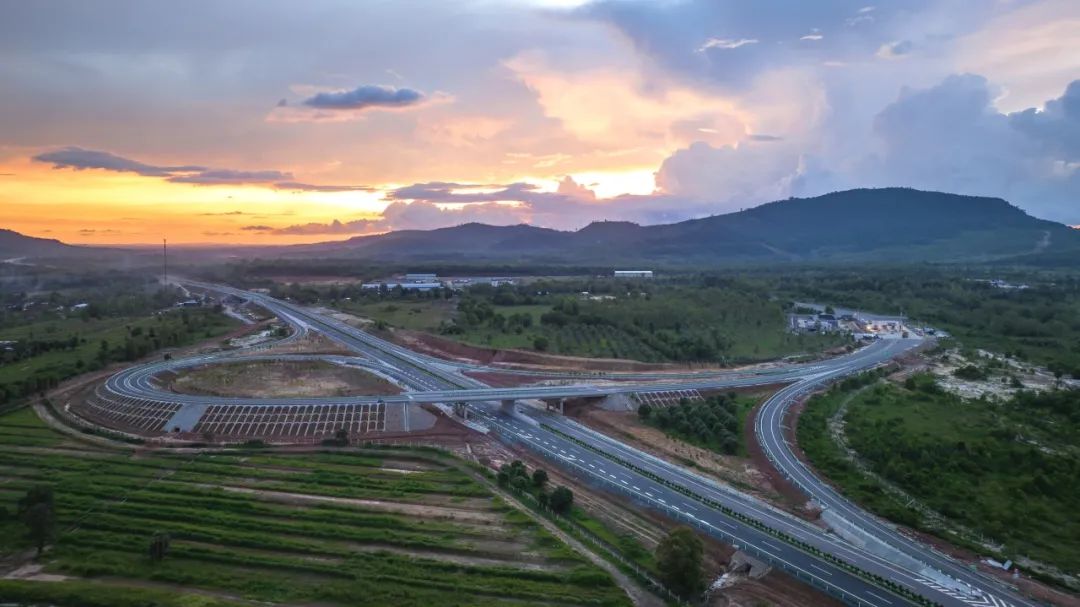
[772,268,1080,377]
[0,277,236,407]
[442,279,845,363]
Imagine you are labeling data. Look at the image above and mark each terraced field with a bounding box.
[0,407,631,606]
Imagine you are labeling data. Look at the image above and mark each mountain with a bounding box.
[298,188,1080,265]
[0,229,77,258]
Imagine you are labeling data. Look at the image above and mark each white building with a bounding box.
[361,281,441,292]
[614,270,653,278]
[404,273,437,283]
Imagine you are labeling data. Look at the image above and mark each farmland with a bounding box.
[0,407,631,606]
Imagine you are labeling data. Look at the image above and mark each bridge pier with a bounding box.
[452,402,469,420]
[542,398,565,415]
[500,399,516,414]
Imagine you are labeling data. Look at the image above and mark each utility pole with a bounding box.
[163,238,168,286]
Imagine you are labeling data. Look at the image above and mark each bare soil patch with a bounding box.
[572,408,786,506]
[216,485,504,523]
[342,542,566,571]
[170,360,402,398]
[711,570,845,607]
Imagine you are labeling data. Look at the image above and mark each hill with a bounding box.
[299,188,1080,264]
[0,229,76,258]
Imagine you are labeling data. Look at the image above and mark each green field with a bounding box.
[799,374,1080,575]
[0,408,630,606]
[336,299,456,332]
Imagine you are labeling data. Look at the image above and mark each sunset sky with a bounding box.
[1,0,1078,245]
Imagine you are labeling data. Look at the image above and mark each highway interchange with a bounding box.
[88,281,1038,607]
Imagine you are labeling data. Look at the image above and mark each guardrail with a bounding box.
[531,423,940,607]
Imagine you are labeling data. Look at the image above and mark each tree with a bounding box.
[533,335,549,351]
[149,532,171,562]
[510,475,531,493]
[334,427,349,444]
[531,468,548,488]
[496,470,510,487]
[656,527,704,599]
[17,485,54,518]
[549,486,573,514]
[23,503,53,557]
[637,403,652,419]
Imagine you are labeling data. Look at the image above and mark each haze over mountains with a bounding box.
[4,188,1078,266]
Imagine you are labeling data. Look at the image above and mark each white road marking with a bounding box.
[864,590,893,605]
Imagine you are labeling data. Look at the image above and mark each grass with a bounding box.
[0,407,631,607]
[799,375,1080,575]
[336,299,455,332]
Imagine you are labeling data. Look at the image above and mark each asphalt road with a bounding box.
[91,282,1037,607]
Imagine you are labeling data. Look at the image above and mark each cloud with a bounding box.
[301,84,424,111]
[77,228,121,234]
[556,176,597,201]
[199,210,248,216]
[33,147,204,177]
[800,34,824,42]
[697,38,758,52]
[240,225,274,232]
[640,75,1079,223]
[1009,79,1080,161]
[268,201,529,236]
[273,219,379,236]
[876,39,914,59]
[859,74,1079,222]
[655,141,803,209]
[272,181,375,192]
[31,147,368,191]
[167,169,292,185]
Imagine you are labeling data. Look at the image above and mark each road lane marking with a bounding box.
[864,590,893,605]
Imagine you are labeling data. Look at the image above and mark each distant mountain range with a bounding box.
[296,188,1080,265]
[3,188,1078,266]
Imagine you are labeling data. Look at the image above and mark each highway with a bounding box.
[88,282,1037,607]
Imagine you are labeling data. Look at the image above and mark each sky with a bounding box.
[0,0,1077,245]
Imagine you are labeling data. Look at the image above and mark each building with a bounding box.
[404,273,438,283]
[361,281,442,292]
[613,270,653,278]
